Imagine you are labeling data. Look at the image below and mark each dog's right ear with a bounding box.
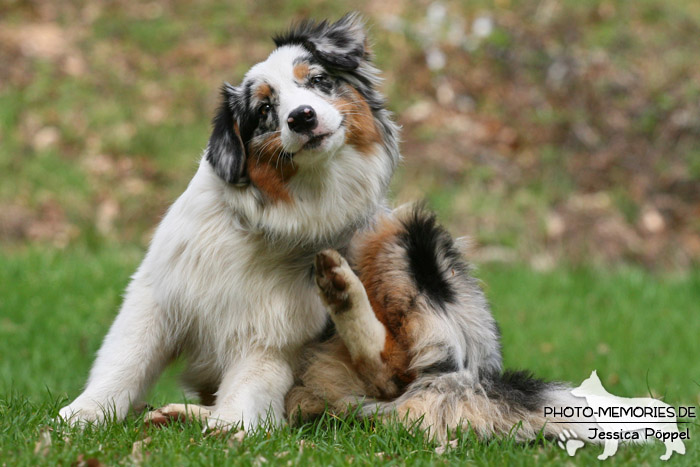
[206,84,249,186]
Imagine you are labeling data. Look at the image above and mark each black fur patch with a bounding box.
[238,81,263,144]
[398,207,464,309]
[421,354,459,375]
[206,85,248,185]
[273,13,367,72]
[316,316,337,343]
[483,370,551,412]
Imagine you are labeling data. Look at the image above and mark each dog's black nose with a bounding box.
[287,106,317,133]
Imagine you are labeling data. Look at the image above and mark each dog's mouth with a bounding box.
[286,120,345,157]
[280,133,333,159]
[302,132,332,150]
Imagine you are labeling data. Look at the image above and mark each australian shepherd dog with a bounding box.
[61,14,595,442]
[59,13,399,430]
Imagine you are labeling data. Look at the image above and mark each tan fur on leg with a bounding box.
[286,338,378,422]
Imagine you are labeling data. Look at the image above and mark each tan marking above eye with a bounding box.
[293,63,310,81]
[255,84,272,100]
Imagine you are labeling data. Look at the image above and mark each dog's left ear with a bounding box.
[206,83,249,186]
[275,13,368,72]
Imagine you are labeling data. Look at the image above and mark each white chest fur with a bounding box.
[58,146,394,429]
[141,171,324,355]
[139,146,391,356]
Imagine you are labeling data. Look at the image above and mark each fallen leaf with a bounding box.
[34,427,52,456]
[228,429,246,447]
[73,453,103,467]
[131,436,152,464]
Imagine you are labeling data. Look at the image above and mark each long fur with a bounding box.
[60,14,598,446]
[59,14,399,430]
[286,205,599,442]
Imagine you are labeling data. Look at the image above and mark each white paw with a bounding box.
[205,413,242,433]
[57,401,106,427]
[557,429,584,456]
[204,406,283,433]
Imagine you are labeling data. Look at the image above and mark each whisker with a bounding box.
[334,100,364,106]
[250,132,284,163]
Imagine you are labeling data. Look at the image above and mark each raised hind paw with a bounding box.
[314,249,358,314]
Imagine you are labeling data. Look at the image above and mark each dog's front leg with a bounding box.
[207,348,293,431]
[58,279,173,425]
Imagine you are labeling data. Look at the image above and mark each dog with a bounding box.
[58,13,400,430]
[146,205,601,444]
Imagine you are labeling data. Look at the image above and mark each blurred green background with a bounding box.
[1,0,698,268]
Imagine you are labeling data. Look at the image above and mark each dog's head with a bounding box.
[206,13,397,199]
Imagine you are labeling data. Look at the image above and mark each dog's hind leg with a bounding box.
[58,278,174,425]
[315,250,386,366]
[314,249,403,397]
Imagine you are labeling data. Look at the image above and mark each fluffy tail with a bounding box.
[366,370,599,443]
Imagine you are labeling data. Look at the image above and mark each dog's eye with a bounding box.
[259,104,271,116]
[310,74,328,86]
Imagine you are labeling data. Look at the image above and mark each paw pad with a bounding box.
[315,251,347,290]
[314,250,352,312]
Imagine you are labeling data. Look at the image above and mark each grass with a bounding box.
[1,247,698,465]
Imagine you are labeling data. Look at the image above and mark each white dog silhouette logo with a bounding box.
[568,370,686,460]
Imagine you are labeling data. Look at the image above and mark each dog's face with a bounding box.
[206,14,395,201]
[241,46,349,164]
